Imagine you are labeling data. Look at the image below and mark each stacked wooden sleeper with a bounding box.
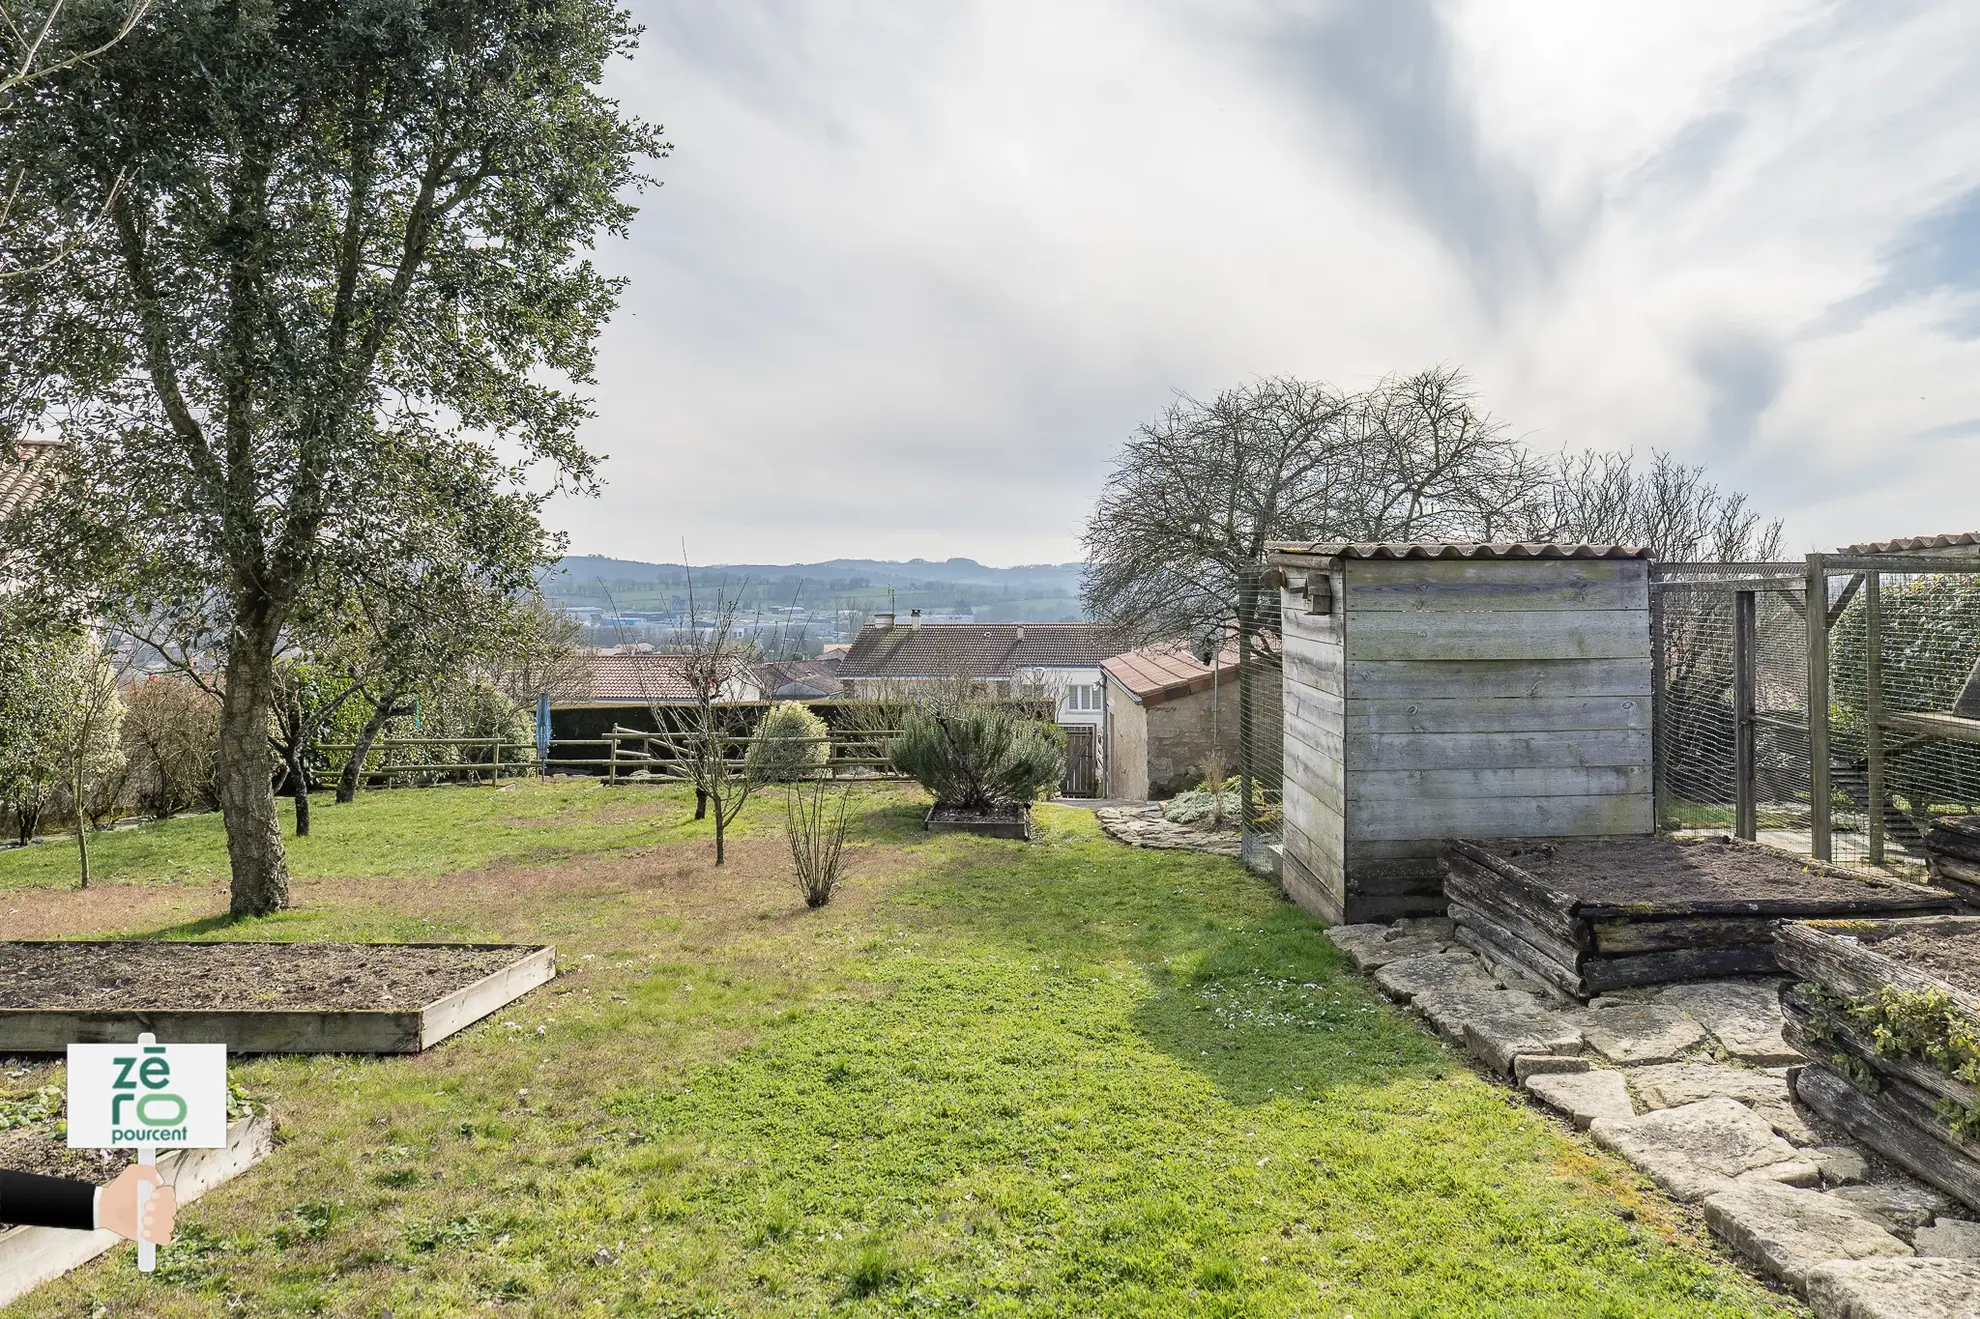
[1923,816,1980,907]
[1775,916,1980,1216]
[1441,835,1959,1002]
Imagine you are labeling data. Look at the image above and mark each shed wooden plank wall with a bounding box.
[1278,557,1653,925]
[1279,578,1347,923]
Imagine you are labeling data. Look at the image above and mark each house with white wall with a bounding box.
[836,612,1123,795]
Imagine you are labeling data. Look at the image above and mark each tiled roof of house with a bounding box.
[1840,531,1980,555]
[569,652,749,703]
[1267,540,1651,560]
[757,658,846,700]
[1102,640,1240,707]
[839,621,1125,679]
[0,440,61,523]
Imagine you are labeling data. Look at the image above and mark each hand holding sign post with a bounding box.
[67,1033,227,1272]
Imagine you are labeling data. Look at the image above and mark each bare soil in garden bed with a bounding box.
[0,1125,129,1188]
[0,942,524,1012]
[1875,928,1980,997]
[1483,834,1929,908]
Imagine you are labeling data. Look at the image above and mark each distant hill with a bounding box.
[540,556,1090,624]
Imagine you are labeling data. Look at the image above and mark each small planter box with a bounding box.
[1442,834,1956,1000]
[924,804,1031,841]
[0,942,555,1055]
[1776,915,1980,1213]
[0,1114,274,1308]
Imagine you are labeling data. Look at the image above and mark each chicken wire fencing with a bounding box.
[1651,564,1815,849]
[1652,554,1980,867]
[1238,589,1285,877]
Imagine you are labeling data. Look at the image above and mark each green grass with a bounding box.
[0,785,1798,1317]
[0,779,778,893]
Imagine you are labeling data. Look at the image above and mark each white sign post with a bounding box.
[67,1033,227,1272]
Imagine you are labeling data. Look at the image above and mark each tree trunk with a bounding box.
[714,795,726,864]
[289,742,311,838]
[73,765,88,889]
[336,689,396,804]
[216,622,291,917]
[695,788,707,820]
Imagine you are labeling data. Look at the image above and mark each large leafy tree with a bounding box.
[0,0,662,914]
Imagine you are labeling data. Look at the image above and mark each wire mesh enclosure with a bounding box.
[1237,588,1285,876]
[1650,564,1813,847]
[1652,541,1980,867]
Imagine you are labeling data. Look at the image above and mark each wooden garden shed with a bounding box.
[1267,541,1655,925]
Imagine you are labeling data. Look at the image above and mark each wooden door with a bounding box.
[1060,725,1097,797]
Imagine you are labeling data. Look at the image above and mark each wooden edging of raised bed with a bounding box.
[1775,915,1980,1213]
[1443,837,1958,999]
[0,944,556,1055]
[0,1114,274,1309]
[923,806,1031,841]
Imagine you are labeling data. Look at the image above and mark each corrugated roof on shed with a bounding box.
[1266,540,1651,561]
[1839,531,1980,555]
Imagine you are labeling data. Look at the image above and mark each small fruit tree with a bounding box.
[890,704,1065,812]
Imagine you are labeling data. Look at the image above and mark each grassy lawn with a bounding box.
[0,782,1798,1317]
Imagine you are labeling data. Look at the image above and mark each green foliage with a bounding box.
[0,612,122,841]
[1841,983,1980,1136]
[889,704,1066,810]
[1161,787,1241,827]
[746,701,830,783]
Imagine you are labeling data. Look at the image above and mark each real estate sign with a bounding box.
[67,1039,228,1150]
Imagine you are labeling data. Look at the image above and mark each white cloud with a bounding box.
[549,0,1980,564]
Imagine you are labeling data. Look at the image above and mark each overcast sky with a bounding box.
[547,0,1980,566]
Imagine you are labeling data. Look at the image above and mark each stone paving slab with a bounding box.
[1914,1219,1980,1259]
[1804,1257,1980,1318]
[1590,1097,1819,1202]
[1094,806,1244,857]
[1572,1003,1708,1065]
[1326,924,1455,971]
[1703,1178,1913,1293]
[1371,951,1495,1004]
[1526,1069,1635,1129]
[1458,999,1588,1076]
[1815,1146,1872,1186]
[1514,1054,1590,1081]
[1830,1181,1960,1233]
[1625,1062,1818,1146]
[1656,980,1802,1065]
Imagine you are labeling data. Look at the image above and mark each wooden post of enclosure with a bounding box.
[491,738,502,785]
[1650,578,1668,832]
[1807,553,1833,862]
[608,737,618,786]
[1866,571,1885,865]
[1734,589,1757,842]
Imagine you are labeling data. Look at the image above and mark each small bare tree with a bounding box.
[785,778,851,908]
[640,571,762,865]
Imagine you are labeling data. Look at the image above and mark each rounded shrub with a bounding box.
[889,703,1065,810]
[747,701,832,783]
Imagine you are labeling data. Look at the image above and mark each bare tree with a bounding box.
[638,572,762,865]
[1520,448,1782,562]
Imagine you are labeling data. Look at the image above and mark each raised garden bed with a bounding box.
[1441,834,1957,1001]
[924,803,1031,841]
[1923,815,1980,907]
[0,1114,274,1307]
[0,941,555,1054]
[1775,915,1980,1213]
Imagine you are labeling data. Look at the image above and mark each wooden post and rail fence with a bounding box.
[317,728,911,786]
